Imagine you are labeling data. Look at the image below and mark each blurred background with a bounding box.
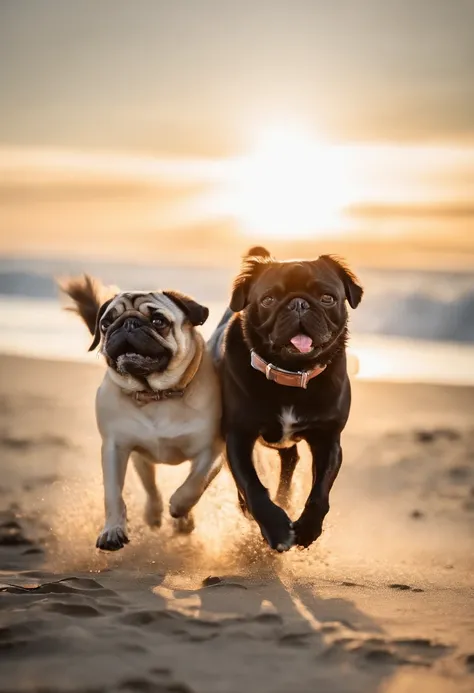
[1,0,474,383]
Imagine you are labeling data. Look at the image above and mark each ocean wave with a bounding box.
[0,259,473,344]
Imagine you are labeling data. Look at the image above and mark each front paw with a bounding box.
[256,502,295,553]
[293,515,322,549]
[96,526,129,551]
[169,488,197,519]
[173,513,195,535]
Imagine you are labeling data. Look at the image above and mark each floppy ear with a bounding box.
[88,298,114,351]
[230,248,273,312]
[163,290,209,326]
[319,255,363,309]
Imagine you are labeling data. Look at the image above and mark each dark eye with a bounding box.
[261,296,275,307]
[320,294,336,306]
[100,321,110,333]
[152,314,169,328]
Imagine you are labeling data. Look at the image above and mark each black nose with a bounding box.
[287,297,310,314]
[123,317,141,332]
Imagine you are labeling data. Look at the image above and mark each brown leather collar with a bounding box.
[124,333,204,405]
[131,388,185,404]
[250,349,326,389]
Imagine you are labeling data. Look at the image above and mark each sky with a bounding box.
[2,0,474,152]
[1,0,473,264]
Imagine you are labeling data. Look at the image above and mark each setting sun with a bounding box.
[219,125,353,238]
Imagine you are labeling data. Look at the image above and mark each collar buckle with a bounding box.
[300,370,309,389]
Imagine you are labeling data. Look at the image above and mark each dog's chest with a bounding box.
[118,401,208,463]
[259,407,303,450]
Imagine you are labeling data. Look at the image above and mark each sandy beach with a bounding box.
[1,353,473,693]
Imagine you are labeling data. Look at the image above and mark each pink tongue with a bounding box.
[290,334,313,353]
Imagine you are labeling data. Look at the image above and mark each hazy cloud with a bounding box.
[1,0,473,153]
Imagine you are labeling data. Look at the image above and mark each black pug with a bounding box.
[210,246,363,552]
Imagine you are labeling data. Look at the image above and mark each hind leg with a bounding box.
[276,445,299,509]
[132,453,163,528]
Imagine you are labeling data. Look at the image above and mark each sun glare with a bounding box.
[220,125,352,238]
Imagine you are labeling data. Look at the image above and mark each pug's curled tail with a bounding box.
[58,274,109,336]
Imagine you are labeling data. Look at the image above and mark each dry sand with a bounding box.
[0,354,473,693]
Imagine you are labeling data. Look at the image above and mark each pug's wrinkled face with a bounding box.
[91,291,208,381]
[230,250,363,368]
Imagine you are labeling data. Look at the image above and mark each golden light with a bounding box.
[219,125,353,238]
